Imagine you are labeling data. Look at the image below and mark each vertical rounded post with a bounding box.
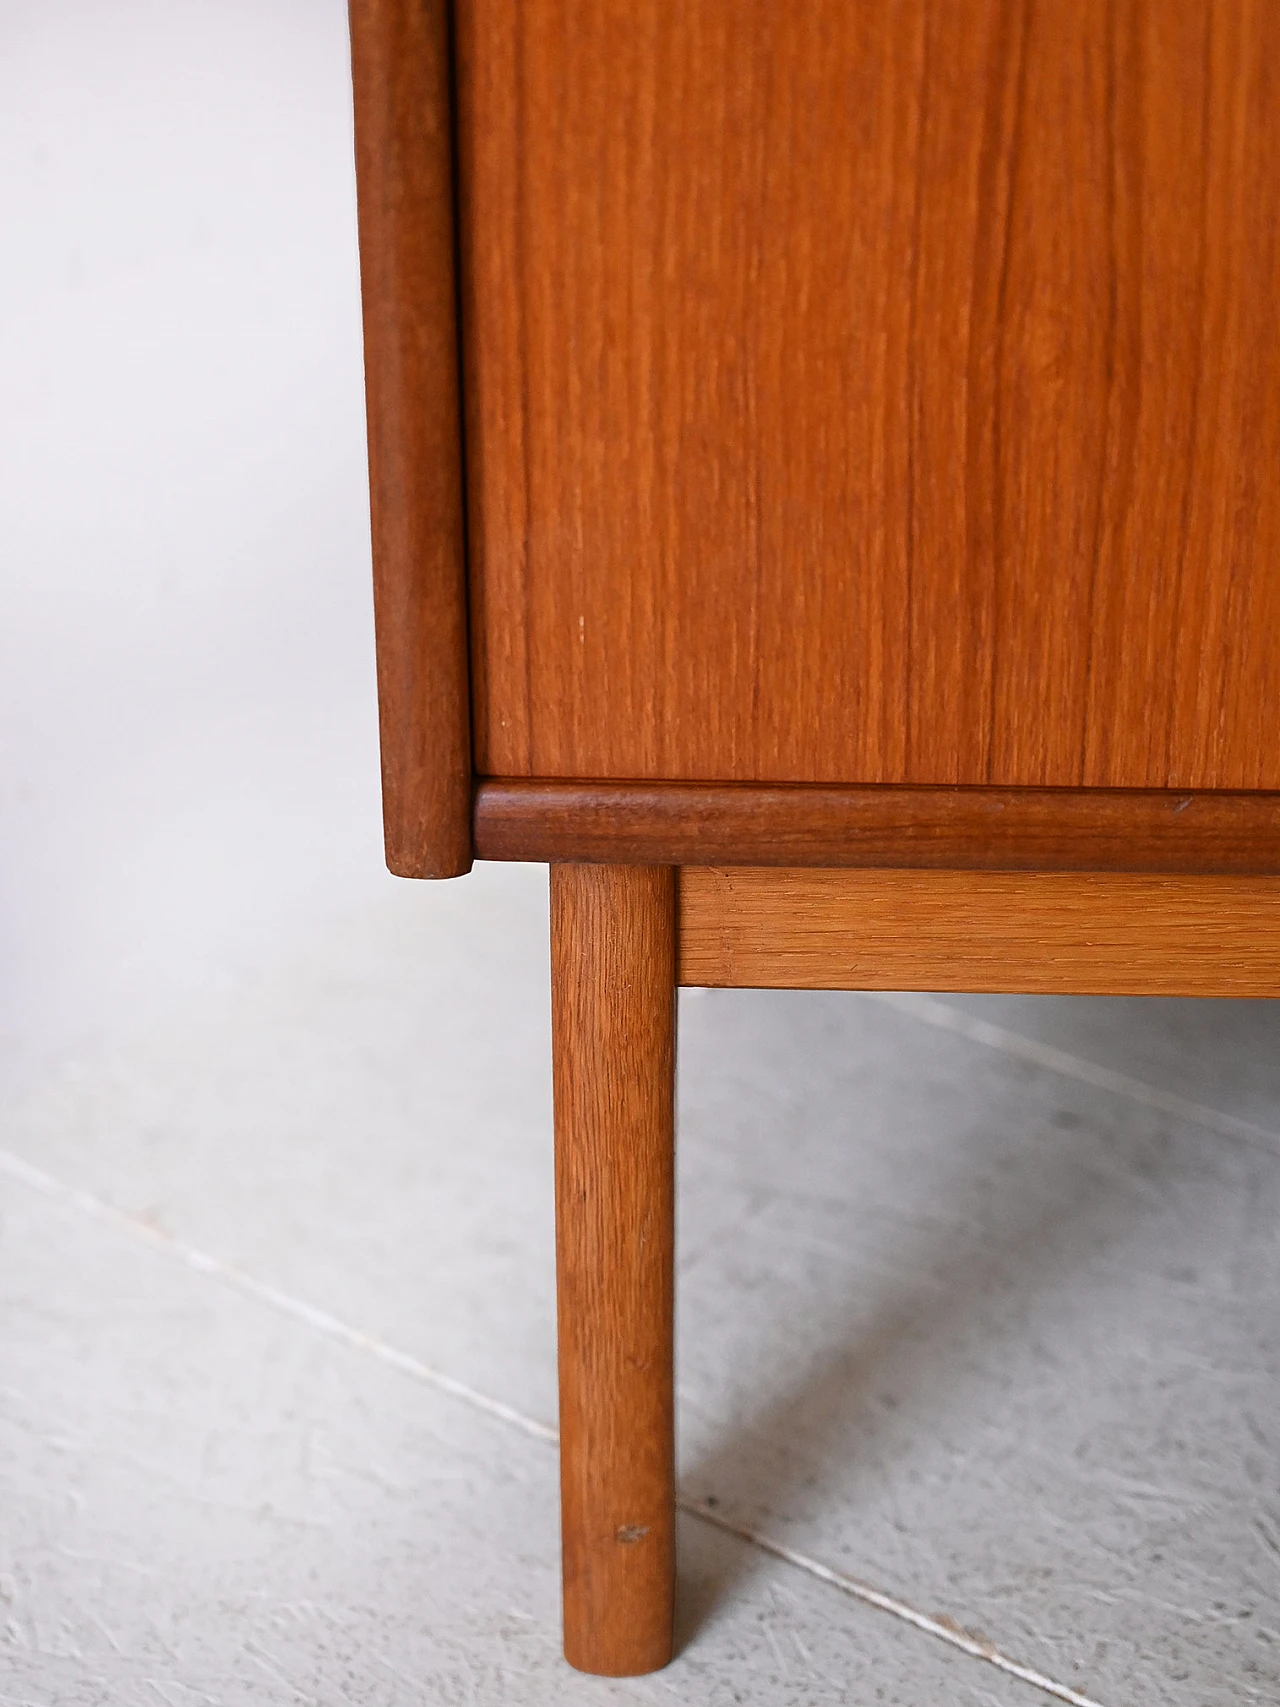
[349,0,472,877]
[550,865,676,1676]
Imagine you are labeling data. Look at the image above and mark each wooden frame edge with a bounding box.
[350,0,473,878]
[474,780,1280,876]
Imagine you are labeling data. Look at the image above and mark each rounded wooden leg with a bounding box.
[550,864,676,1676]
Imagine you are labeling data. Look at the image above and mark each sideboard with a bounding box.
[348,0,1280,1677]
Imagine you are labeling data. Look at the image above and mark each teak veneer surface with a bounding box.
[474,780,1280,874]
[457,0,1280,791]
[679,867,1280,996]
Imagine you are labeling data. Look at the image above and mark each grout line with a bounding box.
[865,991,1280,1160]
[678,1497,1105,1707]
[0,1146,555,1447]
[0,1142,1104,1707]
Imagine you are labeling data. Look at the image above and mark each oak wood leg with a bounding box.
[550,864,676,1676]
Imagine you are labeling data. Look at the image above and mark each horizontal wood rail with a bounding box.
[474,781,1280,875]
[678,868,1280,998]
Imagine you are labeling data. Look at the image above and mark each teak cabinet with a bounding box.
[349,0,1280,1677]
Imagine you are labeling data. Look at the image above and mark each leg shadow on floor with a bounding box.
[669,988,1278,1653]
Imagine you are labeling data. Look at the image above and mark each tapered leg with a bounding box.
[550,864,676,1676]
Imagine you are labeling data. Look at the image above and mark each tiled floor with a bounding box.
[3,862,1278,1705]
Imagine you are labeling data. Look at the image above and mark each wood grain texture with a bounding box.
[679,867,1280,996]
[350,0,472,877]
[475,779,1280,874]
[456,0,1280,790]
[550,865,676,1676]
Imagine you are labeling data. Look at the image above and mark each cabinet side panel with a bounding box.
[458,0,1280,789]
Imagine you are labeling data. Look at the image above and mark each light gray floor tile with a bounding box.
[1,1174,1034,1706]
[5,866,562,1429]
[944,994,1280,1135]
[679,989,1280,1706]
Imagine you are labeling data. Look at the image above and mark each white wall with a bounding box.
[1,1,393,1094]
